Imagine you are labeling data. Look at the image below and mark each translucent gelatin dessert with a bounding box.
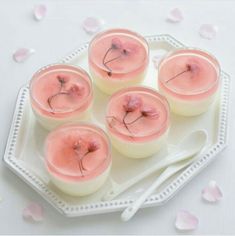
[30,64,93,130]
[89,29,149,94]
[105,87,170,158]
[45,123,112,196]
[158,48,220,116]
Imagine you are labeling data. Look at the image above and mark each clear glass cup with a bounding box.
[44,123,112,196]
[158,48,220,116]
[89,28,149,95]
[30,64,93,130]
[105,86,170,158]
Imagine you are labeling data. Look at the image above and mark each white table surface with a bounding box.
[0,0,235,234]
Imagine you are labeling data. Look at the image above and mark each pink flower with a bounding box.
[57,75,69,84]
[141,106,159,119]
[68,85,84,97]
[111,38,123,49]
[87,140,100,152]
[123,95,142,112]
[122,42,139,55]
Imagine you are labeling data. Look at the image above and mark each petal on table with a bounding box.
[202,180,223,202]
[13,48,35,63]
[166,8,184,23]
[175,210,199,231]
[22,202,44,222]
[82,17,104,34]
[34,4,47,21]
[199,24,218,40]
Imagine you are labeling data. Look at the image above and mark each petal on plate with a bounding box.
[13,48,35,63]
[199,24,218,40]
[202,180,223,202]
[34,4,47,21]
[82,17,104,34]
[175,210,199,231]
[166,8,184,23]
[23,202,44,222]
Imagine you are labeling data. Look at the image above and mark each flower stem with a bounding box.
[125,114,144,125]
[123,112,133,135]
[165,68,190,84]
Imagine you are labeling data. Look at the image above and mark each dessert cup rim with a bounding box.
[105,86,170,142]
[158,47,221,97]
[88,28,149,76]
[45,122,112,181]
[30,63,93,115]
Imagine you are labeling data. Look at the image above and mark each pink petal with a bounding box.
[13,48,35,63]
[175,210,199,231]
[111,38,123,49]
[23,202,44,222]
[199,24,218,40]
[202,180,223,202]
[82,17,104,34]
[122,42,139,54]
[87,140,100,152]
[34,4,47,21]
[123,95,142,112]
[166,8,184,23]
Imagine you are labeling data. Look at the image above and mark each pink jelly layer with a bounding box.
[45,124,111,182]
[158,49,220,101]
[30,64,93,118]
[89,29,149,80]
[106,87,170,142]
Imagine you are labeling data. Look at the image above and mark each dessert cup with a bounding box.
[105,86,170,158]
[158,48,220,116]
[45,123,112,196]
[89,28,149,95]
[30,64,93,130]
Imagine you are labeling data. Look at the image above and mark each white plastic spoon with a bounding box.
[103,130,208,201]
[121,130,208,221]
[121,156,199,221]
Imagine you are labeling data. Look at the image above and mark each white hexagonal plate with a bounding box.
[3,34,230,217]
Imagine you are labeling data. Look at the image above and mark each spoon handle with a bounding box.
[121,158,194,222]
[103,150,192,201]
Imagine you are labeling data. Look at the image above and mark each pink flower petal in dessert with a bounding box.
[34,4,47,21]
[82,17,104,34]
[111,38,123,49]
[123,42,139,54]
[175,210,199,231]
[87,140,100,152]
[166,8,184,23]
[202,180,223,203]
[13,48,35,63]
[199,24,218,40]
[141,106,159,119]
[22,202,44,222]
[123,95,142,112]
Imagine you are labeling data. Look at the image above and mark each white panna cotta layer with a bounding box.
[90,68,147,95]
[108,129,169,159]
[32,107,92,131]
[159,87,219,116]
[49,165,111,196]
